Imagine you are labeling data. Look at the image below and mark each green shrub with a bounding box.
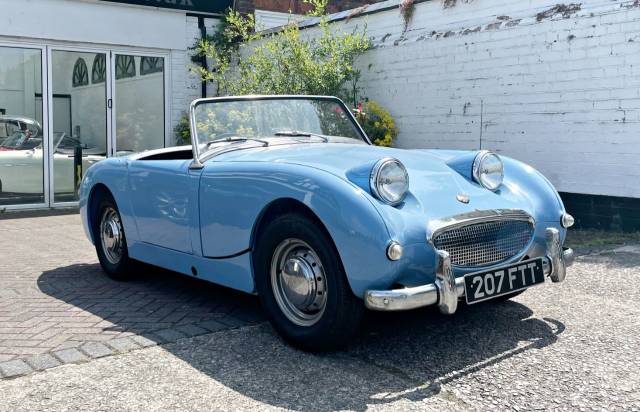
[193,1,369,106]
[174,114,191,145]
[186,2,401,146]
[354,101,398,147]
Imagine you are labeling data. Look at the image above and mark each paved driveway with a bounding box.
[0,214,264,372]
[0,213,639,411]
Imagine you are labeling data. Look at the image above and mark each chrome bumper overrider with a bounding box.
[365,228,574,312]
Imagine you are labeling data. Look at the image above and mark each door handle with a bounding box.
[107,98,113,109]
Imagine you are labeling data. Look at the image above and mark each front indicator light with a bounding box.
[386,242,403,261]
[561,213,575,228]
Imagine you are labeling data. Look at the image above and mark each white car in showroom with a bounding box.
[0,120,104,196]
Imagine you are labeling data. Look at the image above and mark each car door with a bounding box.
[0,148,43,194]
[127,159,198,254]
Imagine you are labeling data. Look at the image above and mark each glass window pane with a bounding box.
[115,55,164,155]
[0,46,44,206]
[52,51,107,203]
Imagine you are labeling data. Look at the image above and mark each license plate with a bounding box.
[464,258,545,304]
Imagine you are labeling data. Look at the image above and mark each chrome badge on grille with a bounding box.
[456,193,470,204]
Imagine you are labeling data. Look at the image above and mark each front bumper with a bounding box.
[364,228,574,313]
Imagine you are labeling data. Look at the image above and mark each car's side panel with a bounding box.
[0,150,44,193]
[127,159,196,254]
[128,241,255,293]
[198,161,401,297]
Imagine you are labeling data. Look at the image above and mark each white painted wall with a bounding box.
[319,0,640,199]
[255,10,305,31]
[0,48,42,121]
[174,15,221,132]
[0,0,186,50]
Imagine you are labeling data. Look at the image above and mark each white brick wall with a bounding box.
[171,16,220,143]
[328,0,640,198]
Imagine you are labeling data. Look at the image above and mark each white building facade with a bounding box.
[0,0,222,209]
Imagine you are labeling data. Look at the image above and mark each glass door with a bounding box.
[0,45,46,207]
[50,49,109,203]
[113,53,166,155]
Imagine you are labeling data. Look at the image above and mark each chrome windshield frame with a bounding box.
[188,95,372,169]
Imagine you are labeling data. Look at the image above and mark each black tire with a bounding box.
[92,192,134,281]
[254,213,364,351]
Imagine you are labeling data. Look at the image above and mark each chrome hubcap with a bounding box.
[270,239,327,326]
[100,207,124,265]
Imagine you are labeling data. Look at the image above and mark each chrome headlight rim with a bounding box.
[472,150,504,191]
[369,157,409,206]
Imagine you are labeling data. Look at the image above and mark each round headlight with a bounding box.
[370,158,409,206]
[473,151,504,191]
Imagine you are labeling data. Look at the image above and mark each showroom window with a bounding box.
[91,54,106,84]
[114,54,165,154]
[115,55,136,80]
[72,58,89,87]
[0,46,45,206]
[52,50,108,203]
[0,46,168,209]
[140,57,164,75]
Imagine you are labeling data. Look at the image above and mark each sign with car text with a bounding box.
[100,0,232,14]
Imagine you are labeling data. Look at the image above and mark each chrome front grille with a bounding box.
[432,215,534,268]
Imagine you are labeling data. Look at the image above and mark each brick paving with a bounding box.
[0,213,264,378]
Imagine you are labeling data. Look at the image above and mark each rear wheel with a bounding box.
[92,193,134,280]
[254,213,364,351]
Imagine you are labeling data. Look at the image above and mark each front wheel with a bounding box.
[92,193,134,281]
[254,213,364,351]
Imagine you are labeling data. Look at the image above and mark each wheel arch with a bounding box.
[250,197,341,263]
[86,183,115,244]
[247,192,398,299]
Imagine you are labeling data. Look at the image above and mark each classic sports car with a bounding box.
[80,96,574,351]
[0,116,42,150]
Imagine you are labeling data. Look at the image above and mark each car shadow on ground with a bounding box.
[37,263,564,410]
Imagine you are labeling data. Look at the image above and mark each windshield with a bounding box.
[191,97,367,157]
[0,131,41,150]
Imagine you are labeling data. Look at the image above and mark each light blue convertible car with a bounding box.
[80,95,574,350]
